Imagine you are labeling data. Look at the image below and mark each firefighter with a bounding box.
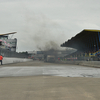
[0,55,3,65]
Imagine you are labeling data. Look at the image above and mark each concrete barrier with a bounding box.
[2,57,33,65]
[56,60,100,68]
[79,61,100,68]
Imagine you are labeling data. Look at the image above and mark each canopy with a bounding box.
[0,32,17,36]
[61,29,100,52]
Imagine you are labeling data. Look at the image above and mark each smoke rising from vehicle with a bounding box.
[21,12,67,51]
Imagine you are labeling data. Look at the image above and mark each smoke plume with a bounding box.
[21,12,66,51]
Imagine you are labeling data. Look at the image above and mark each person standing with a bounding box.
[0,55,3,65]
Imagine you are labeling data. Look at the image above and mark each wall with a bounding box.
[56,60,100,68]
[2,57,33,65]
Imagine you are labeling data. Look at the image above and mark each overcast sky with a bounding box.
[0,0,100,52]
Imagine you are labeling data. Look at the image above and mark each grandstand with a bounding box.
[61,29,100,60]
[0,32,17,52]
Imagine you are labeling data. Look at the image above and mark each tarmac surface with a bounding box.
[0,61,100,100]
[1,61,100,78]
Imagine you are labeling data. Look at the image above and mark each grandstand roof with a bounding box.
[0,32,17,36]
[61,29,100,52]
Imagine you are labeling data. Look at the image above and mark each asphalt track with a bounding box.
[0,61,100,100]
[0,61,100,78]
